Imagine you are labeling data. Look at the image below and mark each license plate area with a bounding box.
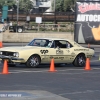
[2,58,9,62]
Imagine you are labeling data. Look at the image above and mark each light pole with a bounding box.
[54,0,55,12]
[15,0,19,33]
[54,0,56,24]
[16,0,19,26]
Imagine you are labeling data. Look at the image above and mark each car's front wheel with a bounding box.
[73,54,86,67]
[26,55,41,68]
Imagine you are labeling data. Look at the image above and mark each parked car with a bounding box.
[9,25,24,33]
[0,38,94,67]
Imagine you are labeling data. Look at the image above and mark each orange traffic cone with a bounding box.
[49,58,57,72]
[84,58,91,71]
[0,41,3,48]
[2,60,9,74]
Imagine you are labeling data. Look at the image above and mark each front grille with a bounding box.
[2,51,14,56]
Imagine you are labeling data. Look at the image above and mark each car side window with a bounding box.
[53,40,62,48]
[51,41,55,48]
[66,42,70,48]
[51,40,73,48]
[53,40,73,48]
[66,41,73,48]
[46,41,53,48]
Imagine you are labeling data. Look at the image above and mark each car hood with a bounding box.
[0,46,45,52]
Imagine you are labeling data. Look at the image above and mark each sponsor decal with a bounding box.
[70,57,74,60]
[42,58,47,60]
[56,50,63,54]
[50,56,53,59]
[40,50,48,54]
[77,14,100,22]
[66,50,70,53]
[50,56,64,60]
[87,55,92,58]
[71,52,75,55]
[74,49,89,51]
[75,1,100,44]
[77,3,100,22]
[78,2,100,13]
[71,52,76,56]
[57,57,64,60]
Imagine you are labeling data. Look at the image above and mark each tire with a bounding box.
[17,28,23,33]
[26,55,40,68]
[73,54,86,67]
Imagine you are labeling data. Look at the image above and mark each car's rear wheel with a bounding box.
[73,54,86,67]
[26,55,40,68]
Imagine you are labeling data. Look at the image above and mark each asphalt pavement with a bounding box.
[0,43,100,100]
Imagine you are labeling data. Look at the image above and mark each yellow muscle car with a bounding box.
[0,38,94,67]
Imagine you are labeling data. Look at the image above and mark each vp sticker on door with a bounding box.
[56,50,63,54]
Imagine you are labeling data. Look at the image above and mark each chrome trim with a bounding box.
[0,55,24,60]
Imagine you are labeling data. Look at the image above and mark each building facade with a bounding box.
[31,0,54,13]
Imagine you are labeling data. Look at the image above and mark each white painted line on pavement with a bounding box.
[9,70,48,73]
[58,90,100,96]
[8,67,100,74]
[9,68,85,74]
[90,60,100,62]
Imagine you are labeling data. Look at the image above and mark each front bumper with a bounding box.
[0,55,25,63]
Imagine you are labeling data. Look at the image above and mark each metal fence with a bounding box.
[22,23,74,33]
[6,11,75,22]
[0,11,74,33]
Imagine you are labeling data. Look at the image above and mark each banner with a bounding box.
[74,1,100,44]
[2,6,8,20]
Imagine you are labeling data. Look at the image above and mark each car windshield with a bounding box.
[27,39,52,47]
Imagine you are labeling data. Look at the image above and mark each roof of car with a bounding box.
[35,37,73,42]
[34,38,82,47]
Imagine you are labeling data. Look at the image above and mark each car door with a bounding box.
[53,40,74,63]
[40,40,58,63]
[47,40,70,63]
[46,41,59,63]
[63,41,75,63]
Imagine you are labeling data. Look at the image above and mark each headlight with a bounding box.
[13,52,19,57]
[0,51,2,55]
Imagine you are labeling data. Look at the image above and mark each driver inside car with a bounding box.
[55,41,62,48]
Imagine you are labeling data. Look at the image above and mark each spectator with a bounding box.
[66,42,71,48]
[0,23,4,33]
[55,41,61,48]
[4,22,8,30]
[9,21,12,26]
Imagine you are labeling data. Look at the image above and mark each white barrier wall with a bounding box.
[0,33,2,42]
[3,32,74,42]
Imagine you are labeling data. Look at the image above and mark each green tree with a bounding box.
[54,0,63,11]
[0,0,4,11]
[64,0,77,11]
[53,0,77,12]
[0,0,34,14]
[19,0,33,14]
[63,0,71,11]
[0,0,16,11]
